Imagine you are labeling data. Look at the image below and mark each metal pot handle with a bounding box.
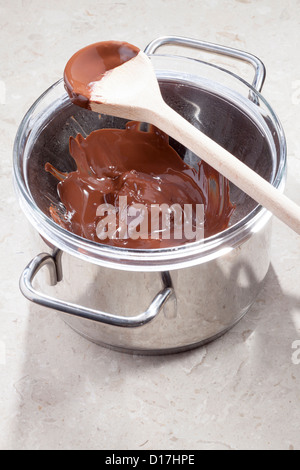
[20,253,173,328]
[144,35,266,92]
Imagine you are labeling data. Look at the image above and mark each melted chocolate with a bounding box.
[64,41,140,108]
[46,122,235,248]
[54,42,235,248]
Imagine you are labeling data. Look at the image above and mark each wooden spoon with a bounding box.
[65,42,300,235]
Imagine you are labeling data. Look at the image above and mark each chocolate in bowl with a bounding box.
[14,38,286,354]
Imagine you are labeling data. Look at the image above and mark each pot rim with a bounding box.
[13,53,287,271]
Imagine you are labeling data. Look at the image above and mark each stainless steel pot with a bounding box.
[14,36,287,355]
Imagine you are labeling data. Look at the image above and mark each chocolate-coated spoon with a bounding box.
[64,41,300,235]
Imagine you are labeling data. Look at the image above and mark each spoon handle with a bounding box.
[149,101,300,235]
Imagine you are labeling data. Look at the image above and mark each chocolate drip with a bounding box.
[64,41,140,108]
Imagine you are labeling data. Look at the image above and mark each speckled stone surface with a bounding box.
[0,0,300,450]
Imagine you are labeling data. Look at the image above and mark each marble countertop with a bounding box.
[1,0,299,450]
